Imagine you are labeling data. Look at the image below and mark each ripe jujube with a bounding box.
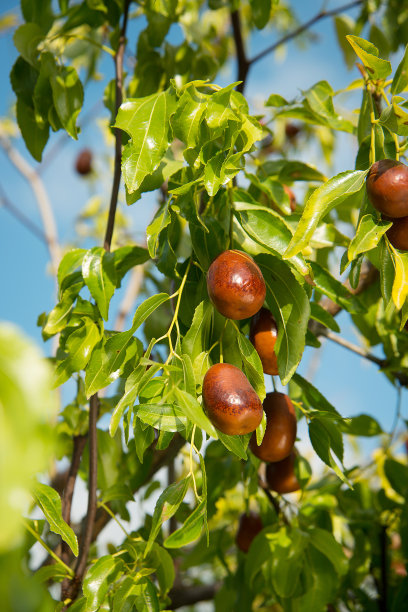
[236,512,263,553]
[385,215,408,251]
[265,450,300,494]
[206,250,266,320]
[366,159,408,218]
[75,148,93,176]
[202,363,263,435]
[249,307,279,376]
[283,185,296,212]
[249,392,297,462]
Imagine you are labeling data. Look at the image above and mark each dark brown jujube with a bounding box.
[206,250,266,320]
[249,392,297,462]
[249,308,279,376]
[366,159,408,218]
[265,450,300,494]
[75,149,93,176]
[236,512,263,553]
[385,215,408,251]
[202,363,263,435]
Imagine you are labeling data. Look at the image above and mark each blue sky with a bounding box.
[0,0,406,462]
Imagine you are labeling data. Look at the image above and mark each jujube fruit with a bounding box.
[202,363,263,435]
[206,250,266,320]
[75,148,93,175]
[236,512,263,553]
[265,450,300,494]
[366,159,408,218]
[249,392,297,462]
[385,215,408,251]
[249,307,279,376]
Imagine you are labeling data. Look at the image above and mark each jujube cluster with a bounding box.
[366,159,408,250]
[250,307,279,376]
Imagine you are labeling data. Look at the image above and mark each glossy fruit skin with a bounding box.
[236,512,263,553]
[75,149,92,175]
[265,450,300,494]
[366,159,408,218]
[202,363,263,435]
[250,392,297,462]
[206,250,266,320]
[384,215,408,251]
[249,308,279,376]
[283,185,296,212]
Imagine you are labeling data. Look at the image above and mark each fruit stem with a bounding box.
[228,182,234,249]
[271,375,277,392]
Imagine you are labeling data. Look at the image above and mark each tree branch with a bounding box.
[62,395,99,607]
[0,135,61,270]
[104,0,131,251]
[379,524,388,612]
[169,582,221,609]
[250,0,363,67]
[321,328,386,367]
[0,183,48,244]
[231,10,249,94]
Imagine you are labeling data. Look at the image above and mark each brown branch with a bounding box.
[61,395,99,607]
[231,10,249,94]
[0,135,61,270]
[379,524,388,612]
[321,329,386,367]
[169,582,221,609]
[250,0,363,67]
[104,0,131,252]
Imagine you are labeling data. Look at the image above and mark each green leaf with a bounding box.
[13,23,43,66]
[181,301,213,361]
[308,418,349,485]
[217,431,248,459]
[310,261,365,314]
[50,64,83,139]
[250,0,271,29]
[256,254,310,385]
[310,302,340,333]
[284,170,367,258]
[173,388,218,439]
[303,80,354,133]
[384,458,408,496]
[379,240,394,304]
[43,284,82,336]
[339,414,382,436]
[334,15,356,69]
[33,482,78,556]
[57,249,86,291]
[391,44,408,94]
[82,247,117,321]
[348,215,391,261]
[236,332,266,401]
[171,83,208,148]
[346,35,392,80]
[234,204,310,277]
[83,556,122,612]
[146,476,192,555]
[137,403,189,432]
[133,418,156,463]
[113,245,149,284]
[16,98,49,161]
[308,528,348,576]
[164,498,206,548]
[292,374,341,417]
[390,245,408,310]
[115,88,177,193]
[53,320,100,387]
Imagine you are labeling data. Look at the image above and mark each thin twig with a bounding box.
[322,329,386,367]
[104,0,131,251]
[0,183,47,243]
[250,0,363,67]
[0,135,61,270]
[231,10,249,94]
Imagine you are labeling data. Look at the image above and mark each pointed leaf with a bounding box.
[33,482,78,556]
[173,388,218,439]
[164,499,206,548]
[348,214,391,261]
[82,247,117,321]
[391,44,408,94]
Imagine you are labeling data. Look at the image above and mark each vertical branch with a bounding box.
[104,0,131,252]
[230,10,250,94]
[379,524,388,612]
